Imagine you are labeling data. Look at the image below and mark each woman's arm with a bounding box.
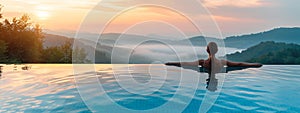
[165,60,204,67]
[225,60,262,67]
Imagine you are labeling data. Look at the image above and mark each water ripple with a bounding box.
[0,65,299,112]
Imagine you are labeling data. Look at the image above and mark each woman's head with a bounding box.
[206,42,218,55]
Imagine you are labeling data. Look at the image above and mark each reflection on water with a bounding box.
[206,75,218,92]
[0,64,90,112]
[0,64,300,112]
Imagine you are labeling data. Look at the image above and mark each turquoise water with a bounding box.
[0,64,300,112]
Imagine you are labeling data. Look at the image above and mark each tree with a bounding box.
[42,46,63,63]
[0,5,87,64]
[59,41,72,63]
[73,47,89,63]
[0,4,3,18]
[42,41,88,63]
[0,40,8,62]
[0,14,44,63]
[248,47,300,64]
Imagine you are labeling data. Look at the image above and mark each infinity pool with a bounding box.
[0,64,299,112]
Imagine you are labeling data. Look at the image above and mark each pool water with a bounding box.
[0,64,299,113]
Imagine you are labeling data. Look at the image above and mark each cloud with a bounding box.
[202,0,266,8]
[2,11,25,18]
[212,15,263,23]
[3,0,100,11]
[3,0,299,38]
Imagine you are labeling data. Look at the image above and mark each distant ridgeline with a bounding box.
[4,9,299,64]
[186,27,300,49]
[43,27,300,64]
[224,27,300,49]
[184,27,300,64]
[226,41,300,64]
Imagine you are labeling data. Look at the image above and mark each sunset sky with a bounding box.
[1,0,300,38]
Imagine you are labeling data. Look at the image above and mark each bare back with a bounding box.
[199,58,227,74]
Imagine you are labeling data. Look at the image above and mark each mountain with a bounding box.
[183,36,223,46]
[185,27,300,49]
[44,27,300,49]
[42,27,300,64]
[248,47,300,64]
[224,27,300,49]
[43,33,73,47]
[226,41,300,64]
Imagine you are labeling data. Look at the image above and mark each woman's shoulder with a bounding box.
[198,59,206,65]
[220,59,228,64]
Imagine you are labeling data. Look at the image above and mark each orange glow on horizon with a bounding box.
[103,6,199,35]
[2,0,293,38]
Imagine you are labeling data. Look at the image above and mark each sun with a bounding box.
[35,5,51,20]
[36,11,50,20]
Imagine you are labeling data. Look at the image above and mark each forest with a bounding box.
[0,6,87,63]
[227,41,300,64]
[1,5,299,64]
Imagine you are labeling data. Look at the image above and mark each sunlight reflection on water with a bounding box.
[0,64,299,112]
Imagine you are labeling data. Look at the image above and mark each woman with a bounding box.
[166,42,262,74]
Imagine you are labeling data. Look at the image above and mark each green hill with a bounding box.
[186,27,300,49]
[43,33,73,47]
[248,48,300,64]
[224,27,300,49]
[226,41,300,64]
